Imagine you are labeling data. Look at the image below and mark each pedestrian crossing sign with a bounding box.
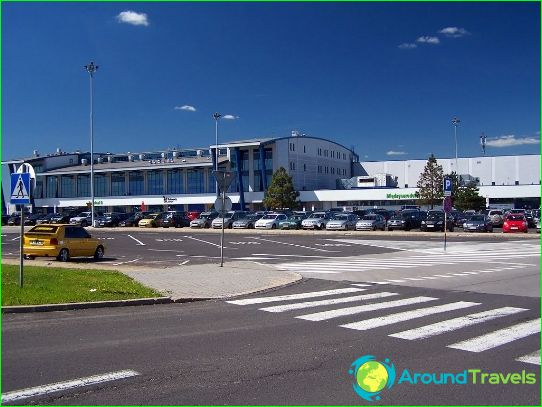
[10,173,31,204]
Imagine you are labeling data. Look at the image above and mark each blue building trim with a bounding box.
[234,147,245,210]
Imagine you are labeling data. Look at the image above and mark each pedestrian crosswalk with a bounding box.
[226,285,540,366]
[274,240,539,276]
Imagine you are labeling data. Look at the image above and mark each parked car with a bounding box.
[35,213,56,225]
[421,211,454,232]
[50,213,75,224]
[326,213,358,231]
[487,209,505,227]
[162,212,190,228]
[1,214,9,225]
[118,213,139,227]
[69,211,102,227]
[186,211,201,221]
[138,213,164,228]
[463,215,493,233]
[255,213,288,229]
[502,214,528,233]
[536,218,540,234]
[212,211,247,229]
[524,210,536,228]
[371,209,394,222]
[95,212,125,227]
[190,212,219,229]
[23,224,105,262]
[7,214,22,226]
[23,213,47,226]
[233,213,260,229]
[356,214,386,231]
[279,213,309,230]
[387,210,422,231]
[301,212,332,230]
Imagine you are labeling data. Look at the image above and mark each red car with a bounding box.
[186,211,201,221]
[502,214,529,233]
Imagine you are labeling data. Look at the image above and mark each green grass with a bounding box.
[1,264,161,306]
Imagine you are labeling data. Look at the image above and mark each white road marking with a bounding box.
[515,350,541,365]
[252,254,329,258]
[112,258,140,266]
[389,307,527,340]
[11,236,20,241]
[260,292,398,313]
[148,249,184,253]
[341,301,480,331]
[127,235,145,246]
[179,260,190,265]
[386,279,406,283]
[1,369,140,403]
[447,319,541,352]
[246,237,337,253]
[351,283,372,287]
[226,288,365,305]
[297,296,438,322]
[232,257,277,261]
[184,235,234,249]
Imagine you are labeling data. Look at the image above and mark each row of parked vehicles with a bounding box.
[4,207,540,233]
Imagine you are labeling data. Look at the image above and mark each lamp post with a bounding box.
[84,61,98,227]
[452,117,460,174]
[213,112,221,195]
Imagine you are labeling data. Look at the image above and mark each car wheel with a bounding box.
[228,224,233,229]
[94,246,105,260]
[449,226,454,232]
[272,224,277,229]
[204,223,210,229]
[23,254,35,260]
[373,226,376,231]
[81,220,88,227]
[57,248,69,262]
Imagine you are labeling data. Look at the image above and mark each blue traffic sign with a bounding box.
[443,177,453,197]
[10,173,31,204]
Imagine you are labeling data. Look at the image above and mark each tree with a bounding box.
[262,167,300,210]
[453,182,486,211]
[416,154,444,209]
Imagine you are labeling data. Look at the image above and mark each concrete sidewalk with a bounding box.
[121,261,302,301]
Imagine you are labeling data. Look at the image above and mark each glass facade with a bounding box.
[129,172,144,195]
[60,175,75,198]
[167,169,184,194]
[187,169,203,193]
[147,170,164,195]
[34,176,44,199]
[94,174,109,197]
[207,170,216,194]
[46,176,57,198]
[111,172,126,196]
[77,175,90,197]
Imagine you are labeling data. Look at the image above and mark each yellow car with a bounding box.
[138,213,162,228]
[23,224,105,262]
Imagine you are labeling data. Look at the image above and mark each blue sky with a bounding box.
[2,1,540,161]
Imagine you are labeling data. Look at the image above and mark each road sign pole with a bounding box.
[220,189,225,267]
[19,207,24,287]
[444,207,447,252]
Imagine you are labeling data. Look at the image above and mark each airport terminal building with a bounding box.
[2,132,540,214]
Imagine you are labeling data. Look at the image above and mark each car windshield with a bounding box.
[219,213,233,219]
[333,214,349,220]
[144,214,159,219]
[262,215,277,220]
[78,212,91,217]
[470,215,485,221]
[199,213,213,219]
[428,213,444,220]
[362,215,377,220]
[27,225,60,234]
[508,215,524,221]
[289,215,303,221]
[308,213,325,219]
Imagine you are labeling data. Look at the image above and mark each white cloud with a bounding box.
[222,114,239,120]
[439,27,470,38]
[116,11,149,26]
[398,43,417,50]
[416,36,440,44]
[386,150,407,156]
[174,105,196,112]
[485,135,540,148]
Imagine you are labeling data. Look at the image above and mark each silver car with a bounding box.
[356,214,386,231]
[233,214,260,229]
[212,211,246,229]
[301,212,332,230]
[190,212,218,228]
[326,213,358,231]
[487,210,504,227]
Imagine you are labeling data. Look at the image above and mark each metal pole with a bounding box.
[452,117,460,173]
[213,113,221,196]
[19,207,24,287]
[444,209,447,252]
[220,189,225,267]
[85,62,98,227]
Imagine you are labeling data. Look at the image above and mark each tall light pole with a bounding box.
[213,112,221,195]
[85,62,98,227]
[452,117,460,174]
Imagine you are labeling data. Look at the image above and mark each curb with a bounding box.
[2,296,172,313]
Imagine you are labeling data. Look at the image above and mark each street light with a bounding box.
[84,61,98,228]
[213,112,221,196]
[452,117,460,174]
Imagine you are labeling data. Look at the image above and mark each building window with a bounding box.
[147,170,164,195]
[325,166,329,174]
[111,172,125,196]
[77,175,89,197]
[264,148,273,169]
[290,162,296,171]
[318,165,322,174]
[318,148,322,156]
[187,170,204,193]
[129,171,144,195]
[60,175,75,198]
[46,176,58,198]
[303,145,306,153]
[167,169,184,194]
[343,153,346,160]
[34,176,44,199]
[94,174,108,197]
[324,150,328,157]
[303,163,306,171]
[331,167,335,174]
[331,151,334,158]
[289,143,295,152]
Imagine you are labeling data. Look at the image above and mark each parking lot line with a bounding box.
[127,235,145,246]
[1,369,140,403]
[184,235,235,249]
[246,237,338,253]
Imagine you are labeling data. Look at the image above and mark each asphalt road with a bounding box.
[2,279,540,405]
